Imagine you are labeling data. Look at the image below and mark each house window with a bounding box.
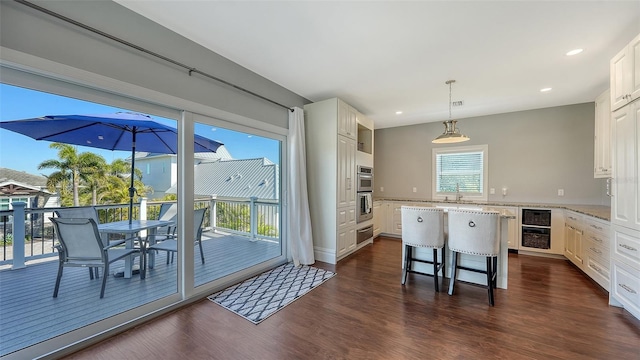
[0,199,9,211]
[432,144,488,201]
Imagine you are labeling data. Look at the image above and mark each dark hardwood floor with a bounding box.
[65,236,640,360]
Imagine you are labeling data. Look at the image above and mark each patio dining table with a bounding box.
[98,219,175,279]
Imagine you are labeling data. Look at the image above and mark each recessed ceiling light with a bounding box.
[566,48,583,56]
[540,87,552,92]
[395,111,403,115]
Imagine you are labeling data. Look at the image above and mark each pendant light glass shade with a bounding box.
[432,80,470,144]
[432,120,469,143]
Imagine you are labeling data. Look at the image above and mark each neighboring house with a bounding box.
[135,145,279,200]
[133,145,234,200]
[0,167,56,210]
[187,157,279,200]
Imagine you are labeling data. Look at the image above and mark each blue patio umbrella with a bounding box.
[0,112,223,223]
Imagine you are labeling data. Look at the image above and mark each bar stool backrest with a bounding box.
[401,206,445,249]
[447,209,500,256]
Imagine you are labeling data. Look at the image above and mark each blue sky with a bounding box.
[0,84,280,176]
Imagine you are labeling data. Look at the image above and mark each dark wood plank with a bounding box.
[64,237,640,360]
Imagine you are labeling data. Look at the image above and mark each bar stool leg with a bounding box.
[432,248,439,292]
[448,250,459,296]
[492,256,498,288]
[402,245,411,285]
[486,256,495,306]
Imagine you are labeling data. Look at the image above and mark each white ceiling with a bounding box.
[115,1,640,129]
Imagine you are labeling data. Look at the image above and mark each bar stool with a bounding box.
[401,206,446,292]
[447,209,500,306]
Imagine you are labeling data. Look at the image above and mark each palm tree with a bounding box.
[38,143,106,207]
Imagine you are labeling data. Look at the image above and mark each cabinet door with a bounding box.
[565,224,575,259]
[611,104,639,230]
[346,227,357,253]
[594,89,612,178]
[629,34,640,103]
[337,100,356,139]
[337,136,356,208]
[373,201,382,236]
[337,229,347,257]
[611,47,630,111]
[574,228,584,265]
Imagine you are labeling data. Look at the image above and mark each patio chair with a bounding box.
[50,217,140,298]
[156,203,178,239]
[54,207,125,279]
[148,208,207,265]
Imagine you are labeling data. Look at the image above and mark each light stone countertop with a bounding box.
[373,198,611,221]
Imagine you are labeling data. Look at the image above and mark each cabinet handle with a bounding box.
[590,236,603,243]
[591,264,605,276]
[619,283,637,294]
[590,224,603,230]
[619,243,638,252]
[590,247,602,255]
[569,216,577,221]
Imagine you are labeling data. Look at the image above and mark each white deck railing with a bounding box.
[0,196,280,268]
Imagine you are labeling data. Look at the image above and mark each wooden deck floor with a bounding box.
[66,237,640,360]
[0,232,281,356]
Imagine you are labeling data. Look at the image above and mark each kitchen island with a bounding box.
[379,199,611,291]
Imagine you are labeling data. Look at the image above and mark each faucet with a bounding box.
[455,183,463,201]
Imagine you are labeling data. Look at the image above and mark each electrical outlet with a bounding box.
[558,189,564,196]
[502,187,508,196]
[380,186,384,192]
[412,187,417,193]
[490,188,495,194]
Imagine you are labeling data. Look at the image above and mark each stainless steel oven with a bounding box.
[357,192,373,223]
[357,166,373,192]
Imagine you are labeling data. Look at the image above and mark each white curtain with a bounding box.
[288,107,315,266]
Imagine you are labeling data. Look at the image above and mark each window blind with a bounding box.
[435,151,483,194]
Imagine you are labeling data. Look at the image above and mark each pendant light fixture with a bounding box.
[432,80,470,144]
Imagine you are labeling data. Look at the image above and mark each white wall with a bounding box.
[0,0,308,127]
[374,103,608,205]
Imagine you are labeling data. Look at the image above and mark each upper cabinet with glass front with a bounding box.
[610,33,640,111]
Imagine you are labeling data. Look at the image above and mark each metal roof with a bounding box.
[167,158,279,200]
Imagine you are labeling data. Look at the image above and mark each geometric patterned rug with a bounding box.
[208,263,336,324]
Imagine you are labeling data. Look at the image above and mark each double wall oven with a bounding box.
[357,166,373,223]
[356,165,374,244]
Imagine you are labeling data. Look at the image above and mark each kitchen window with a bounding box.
[432,144,488,201]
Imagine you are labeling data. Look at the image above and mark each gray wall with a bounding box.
[0,0,308,127]
[374,103,609,205]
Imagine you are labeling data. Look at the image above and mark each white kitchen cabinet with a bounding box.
[372,200,384,237]
[304,98,364,264]
[564,211,584,267]
[594,89,612,178]
[337,135,356,209]
[583,216,611,290]
[610,33,640,111]
[611,226,640,319]
[337,99,357,140]
[611,102,640,231]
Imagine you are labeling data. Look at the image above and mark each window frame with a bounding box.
[431,144,488,202]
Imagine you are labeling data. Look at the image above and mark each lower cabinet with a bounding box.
[610,225,640,319]
[564,211,584,267]
[337,227,356,258]
[372,200,384,237]
[583,217,611,289]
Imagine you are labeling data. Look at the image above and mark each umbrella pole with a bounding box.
[129,130,136,224]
